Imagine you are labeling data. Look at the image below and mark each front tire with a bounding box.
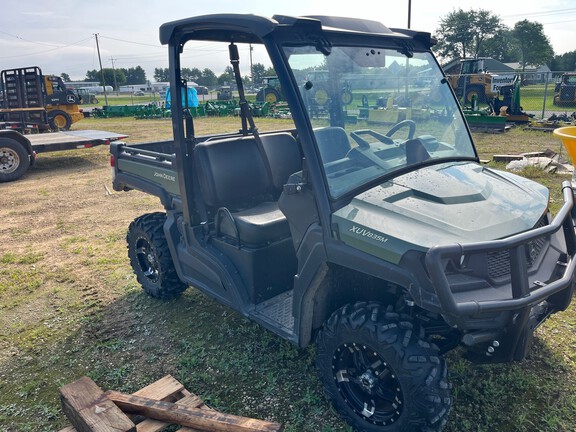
[316,302,451,432]
[127,212,188,298]
[464,86,485,104]
[48,109,72,130]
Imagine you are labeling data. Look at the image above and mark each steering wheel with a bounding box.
[350,120,416,149]
[386,119,416,140]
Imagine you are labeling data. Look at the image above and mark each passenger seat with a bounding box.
[194,132,301,246]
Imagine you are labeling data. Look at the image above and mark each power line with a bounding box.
[0,36,94,59]
[99,35,163,48]
[0,30,65,47]
[501,8,576,20]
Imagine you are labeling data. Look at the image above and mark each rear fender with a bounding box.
[0,130,34,163]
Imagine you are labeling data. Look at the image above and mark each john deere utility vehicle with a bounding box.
[111,14,576,431]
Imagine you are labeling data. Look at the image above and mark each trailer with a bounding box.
[0,129,127,182]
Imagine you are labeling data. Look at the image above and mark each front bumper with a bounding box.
[424,182,576,360]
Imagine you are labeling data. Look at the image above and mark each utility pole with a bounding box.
[249,44,254,86]
[408,0,412,28]
[110,57,119,95]
[94,33,108,106]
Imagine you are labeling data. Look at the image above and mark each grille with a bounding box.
[560,87,576,100]
[487,217,548,279]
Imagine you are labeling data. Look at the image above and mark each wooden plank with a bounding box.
[59,375,190,432]
[137,394,206,432]
[132,375,185,400]
[107,391,282,432]
[60,376,136,432]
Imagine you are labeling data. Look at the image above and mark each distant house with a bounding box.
[503,63,551,84]
[118,82,172,95]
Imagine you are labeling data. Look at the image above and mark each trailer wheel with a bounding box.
[48,110,72,130]
[127,212,188,298]
[0,137,30,182]
[316,302,451,432]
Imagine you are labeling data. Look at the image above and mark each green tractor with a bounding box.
[256,76,283,103]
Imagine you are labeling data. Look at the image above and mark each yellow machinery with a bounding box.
[448,58,514,104]
[0,66,84,132]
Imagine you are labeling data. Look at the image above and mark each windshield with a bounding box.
[284,44,476,199]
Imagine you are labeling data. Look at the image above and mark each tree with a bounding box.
[264,67,276,78]
[252,63,266,84]
[153,66,220,86]
[478,28,518,62]
[154,68,170,82]
[199,68,217,87]
[550,51,576,71]
[218,66,234,85]
[60,73,71,82]
[512,20,554,72]
[434,8,504,61]
[124,66,146,85]
[85,68,126,88]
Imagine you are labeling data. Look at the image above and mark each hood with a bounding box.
[333,162,549,263]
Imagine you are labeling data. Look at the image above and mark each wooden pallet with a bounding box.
[59,375,282,432]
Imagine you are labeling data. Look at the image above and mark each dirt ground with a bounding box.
[0,141,160,354]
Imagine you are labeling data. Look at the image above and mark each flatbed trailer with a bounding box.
[0,129,127,182]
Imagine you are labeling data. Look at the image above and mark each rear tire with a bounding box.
[264,88,281,103]
[316,302,451,432]
[127,212,188,298]
[0,137,30,182]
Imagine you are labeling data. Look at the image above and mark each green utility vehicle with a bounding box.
[111,14,576,432]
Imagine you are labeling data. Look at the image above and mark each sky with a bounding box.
[0,0,574,82]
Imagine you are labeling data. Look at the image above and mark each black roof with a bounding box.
[159,14,433,47]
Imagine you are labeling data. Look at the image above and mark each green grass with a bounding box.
[81,93,163,108]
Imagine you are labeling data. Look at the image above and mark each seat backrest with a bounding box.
[313,126,351,163]
[259,132,302,194]
[194,136,270,208]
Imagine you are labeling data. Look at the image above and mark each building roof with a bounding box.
[504,62,551,73]
[441,57,515,75]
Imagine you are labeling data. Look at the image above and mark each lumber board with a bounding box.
[59,375,193,432]
[136,394,206,432]
[60,376,136,432]
[106,391,283,432]
[132,375,185,401]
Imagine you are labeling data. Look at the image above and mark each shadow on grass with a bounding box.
[0,287,347,432]
[1,278,575,431]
